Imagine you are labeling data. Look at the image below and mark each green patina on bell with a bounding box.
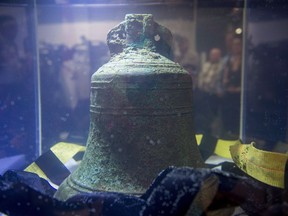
[55,14,204,201]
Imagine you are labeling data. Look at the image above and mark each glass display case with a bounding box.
[0,0,287,215]
[0,0,38,172]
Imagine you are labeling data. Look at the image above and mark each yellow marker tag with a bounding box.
[25,162,50,181]
[196,134,203,145]
[230,142,288,188]
[25,142,85,182]
[214,139,241,159]
[50,142,85,164]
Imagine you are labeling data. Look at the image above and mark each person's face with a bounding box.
[209,49,221,63]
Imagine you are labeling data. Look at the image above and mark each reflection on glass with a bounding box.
[39,38,109,151]
[0,5,36,167]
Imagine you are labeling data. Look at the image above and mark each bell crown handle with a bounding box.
[107,14,173,60]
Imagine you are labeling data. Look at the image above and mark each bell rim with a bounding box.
[67,174,146,196]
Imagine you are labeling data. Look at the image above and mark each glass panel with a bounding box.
[243,1,288,147]
[195,2,244,139]
[0,1,38,172]
[37,2,196,152]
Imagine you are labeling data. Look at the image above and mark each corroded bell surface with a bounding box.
[55,14,204,201]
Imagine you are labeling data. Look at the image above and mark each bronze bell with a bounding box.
[54,14,204,201]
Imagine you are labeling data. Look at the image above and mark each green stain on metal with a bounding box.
[55,14,204,201]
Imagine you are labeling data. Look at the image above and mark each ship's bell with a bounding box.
[55,14,204,201]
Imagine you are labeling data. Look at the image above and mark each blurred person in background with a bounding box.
[196,48,224,134]
[221,37,242,138]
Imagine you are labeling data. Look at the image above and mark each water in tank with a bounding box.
[0,0,287,215]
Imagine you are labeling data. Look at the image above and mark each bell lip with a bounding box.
[67,174,146,196]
